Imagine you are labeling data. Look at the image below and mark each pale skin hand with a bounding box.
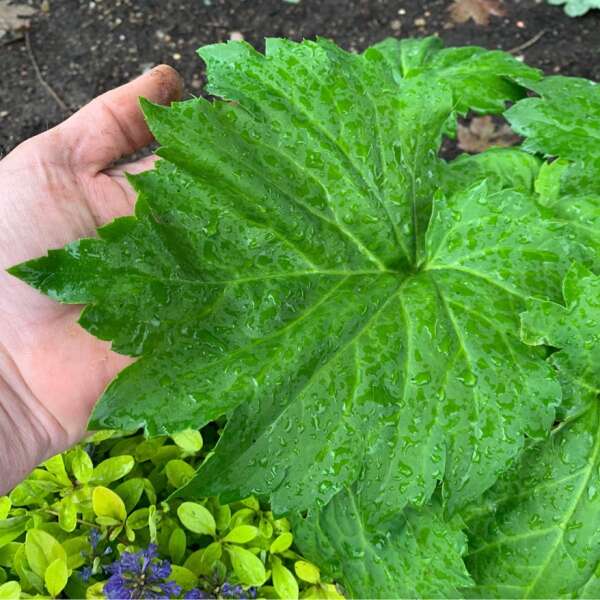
[0,66,182,493]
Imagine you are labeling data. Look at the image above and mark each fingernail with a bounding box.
[150,64,184,103]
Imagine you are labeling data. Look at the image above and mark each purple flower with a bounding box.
[219,582,256,599]
[184,589,210,599]
[103,544,182,600]
[89,528,101,551]
[80,565,93,583]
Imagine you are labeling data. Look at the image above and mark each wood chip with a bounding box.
[448,0,506,26]
[457,116,519,154]
[0,0,36,40]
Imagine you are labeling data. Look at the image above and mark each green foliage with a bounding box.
[5,36,600,598]
[294,490,471,598]
[522,264,600,414]
[464,403,600,597]
[9,37,559,524]
[0,430,339,599]
[546,0,600,16]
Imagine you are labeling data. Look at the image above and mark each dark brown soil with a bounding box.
[1,0,599,156]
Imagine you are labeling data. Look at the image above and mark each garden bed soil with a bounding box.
[1,0,599,156]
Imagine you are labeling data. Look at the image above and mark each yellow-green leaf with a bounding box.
[0,581,20,599]
[0,498,11,521]
[177,502,216,536]
[270,532,293,554]
[169,527,187,564]
[226,545,266,586]
[45,557,69,597]
[127,508,150,530]
[165,459,196,489]
[169,564,198,589]
[91,456,134,485]
[0,517,29,549]
[294,560,320,584]
[58,497,78,532]
[24,529,66,579]
[223,525,258,544]
[272,556,299,600]
[259,517,273,540]
[92,486,126,522]
[86,581,105,599]
[184,542,222,576]
[171,430,203,453]
[63,536,90,570]
[71,447,94,483]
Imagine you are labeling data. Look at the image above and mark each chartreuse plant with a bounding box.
[5,35,600,597]
[0,428,339,599]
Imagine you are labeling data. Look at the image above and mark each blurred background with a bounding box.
[0,0,599,156]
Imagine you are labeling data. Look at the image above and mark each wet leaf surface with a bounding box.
[8,37,600,598]
[464,402,600,598]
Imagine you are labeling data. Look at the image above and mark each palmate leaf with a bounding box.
[464,402,600,598]
[522,264,600,414]
[10,39,568,529]
[293,489,472,599]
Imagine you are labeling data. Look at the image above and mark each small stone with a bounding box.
[229,31,244,41]
[516,20,526,28]
[414,17,426,27]
[41,0,50,13]
[398,8,406,15]
[172,52,181,60]
[390,19,402,31]
[0,111,9,118]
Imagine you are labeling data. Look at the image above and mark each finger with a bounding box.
[59,65,182,172]
[106,154,158,178]
[102,155,159,206]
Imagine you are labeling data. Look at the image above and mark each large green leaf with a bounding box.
[522,264,600,416]
[464,402,600,598]
[293,489,472,599]
[187,179,568,518]
[10,39,570,523]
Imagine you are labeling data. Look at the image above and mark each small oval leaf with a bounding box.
[92,486,126,522]
[223,525,259,544]
[226,545,266,586]
[272,556,299,600]
[294,560,320,584]
[45,557,68,597]
[91,456,134,485]
[171,430,203,453]
[177,502,216,536]
[270,532,293,554]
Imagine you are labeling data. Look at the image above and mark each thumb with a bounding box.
[59,65,183,173]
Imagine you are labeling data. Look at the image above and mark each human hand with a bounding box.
[0,66,182,493]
